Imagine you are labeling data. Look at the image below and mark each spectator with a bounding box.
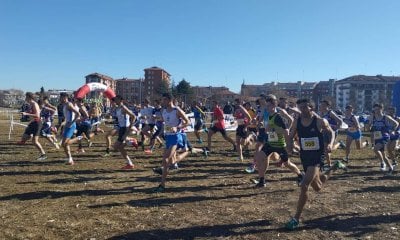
[223,101,234,114]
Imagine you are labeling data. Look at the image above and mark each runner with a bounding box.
[207,100,236,152]
[103,100,119,157]
[153,93,190,192]
[38,96,59,149]
[366,103,398,174]
[89,102,104,134]
[75,98,94,153]
[112,95,137,169]
[342,105,365,163]
[145,99,165,153]
[233,98,252,161]
[192,101,207,144]
[60,93,81,165]
[387,107,400,166]
[319,100,344,167]
[252,96,303,187]
[18,92,47,160]
[285,98,346,230]
[139,98,155,151]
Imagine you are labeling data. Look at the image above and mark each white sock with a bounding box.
[126,157,133,165]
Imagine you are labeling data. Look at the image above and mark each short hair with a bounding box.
[60,92,68,98]
[25,92,35,99]
[345,105,353,110]
[373,103,383,109]
[296,98,314,109]
[265,97,277,105]
[321,100,331,106]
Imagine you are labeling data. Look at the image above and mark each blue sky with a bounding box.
[1,0,399,93]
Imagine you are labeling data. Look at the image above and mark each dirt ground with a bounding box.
[0,116,399,239]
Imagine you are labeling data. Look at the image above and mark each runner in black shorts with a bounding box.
[285,98,346,230]
[207,101,236,152]
[18,92,47,160]
[252,97,302,187]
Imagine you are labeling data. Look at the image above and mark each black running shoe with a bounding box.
[152,167,163,175]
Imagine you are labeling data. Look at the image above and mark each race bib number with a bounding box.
[373,131,383,140]
[237,119,245,125]
[267,132,279,142]
[165,126,177,133]
[300,137,320,151]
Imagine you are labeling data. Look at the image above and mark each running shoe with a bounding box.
[16,141,26,145]
[254,181,266,188]
[169,163,179,170]
[153,184,165,193]
[144,149,153,154]
[103,152,111,157]
[392,160,398,167]
[121,164,134,170]
[76,148,85,153]
[385,168,394,176]
[66,160,74,165]
[245,164,256,174]
[36,154,47,161]
[202,148,210,158]
[342,157,349,163]
[331,160,346,171]
[285,218,299,230]
[380,162,387,171]
[152,167,163,175]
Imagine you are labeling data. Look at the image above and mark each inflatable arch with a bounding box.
[74,82,116,100]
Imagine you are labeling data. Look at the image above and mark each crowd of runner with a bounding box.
[17,91,399,230]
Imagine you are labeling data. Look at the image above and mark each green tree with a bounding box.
[156,80,170,96]
[175,79,194,106]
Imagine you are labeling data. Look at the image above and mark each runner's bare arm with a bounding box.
[386,115,399,130]
[176,107,190,127]
[352,115,361,129]
[68,103,81,123]
[318,117,334,152]
[278,108,294,129]
[287,117,298,153]
[122,105,136,127]
[330,111,343,128]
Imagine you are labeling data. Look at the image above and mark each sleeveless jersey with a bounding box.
[297,116,324,158]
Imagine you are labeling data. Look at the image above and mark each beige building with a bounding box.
[335,75,400,112]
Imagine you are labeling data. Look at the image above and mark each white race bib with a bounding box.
[300,137,320,151]
[373,131,383,140]
[164,126,177,134]
[267,132,279,142]
[237,119,245,125]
